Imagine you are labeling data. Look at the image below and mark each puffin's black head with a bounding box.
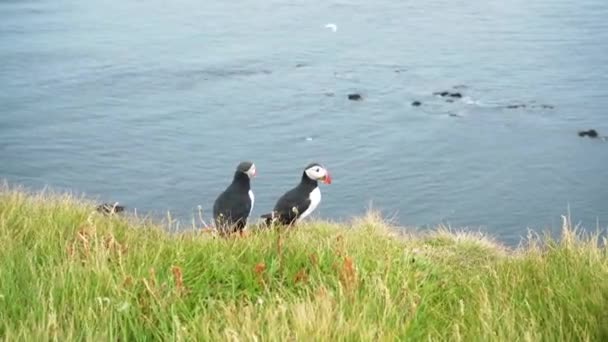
[236,161,257,179]
[303,162,332,184]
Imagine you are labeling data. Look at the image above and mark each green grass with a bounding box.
[1,187,607,341]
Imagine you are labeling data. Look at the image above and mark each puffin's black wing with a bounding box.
[213,185,252,231]
[271,186,311,225]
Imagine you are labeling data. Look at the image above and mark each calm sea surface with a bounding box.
[2,0,607,245]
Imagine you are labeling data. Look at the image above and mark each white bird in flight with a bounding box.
[325,23,337,32]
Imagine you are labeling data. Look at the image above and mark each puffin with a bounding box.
[96,202,125,215]
[212,161,257,235]
[261,162,332,226]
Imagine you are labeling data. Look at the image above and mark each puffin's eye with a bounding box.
[315,168,320,172]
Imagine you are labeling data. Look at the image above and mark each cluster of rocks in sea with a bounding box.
[409,89,464,107]
[409,88,556,110]
[343,84,599,142]
[433,91,463,98]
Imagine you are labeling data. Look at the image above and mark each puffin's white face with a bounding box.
[245,163,257,178]
[305,164,332,184]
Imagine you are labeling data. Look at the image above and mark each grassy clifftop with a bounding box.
[0,188,607,341]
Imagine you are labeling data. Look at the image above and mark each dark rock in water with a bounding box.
[96,202,125,215]
[445,99,455,103]
[295,63,307,68]
[433,91,450,97]
[348,93,363,101]
[448,112,462,118]
[411,101,422,107]
[433,91,462,98]
[505,103,553,110]
[578,129,599,138]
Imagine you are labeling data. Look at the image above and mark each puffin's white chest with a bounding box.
[297,187,321,222]
[248,190,255,217]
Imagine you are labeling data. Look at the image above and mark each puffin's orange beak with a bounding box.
[321,171,332,184]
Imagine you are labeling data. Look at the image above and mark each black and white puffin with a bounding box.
[96,202,125,215]
[213,161,256,235]
[261,162,332,226]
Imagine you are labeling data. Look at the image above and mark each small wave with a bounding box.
[462,96,483,106]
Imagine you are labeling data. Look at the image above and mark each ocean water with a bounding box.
[1,0,607,245]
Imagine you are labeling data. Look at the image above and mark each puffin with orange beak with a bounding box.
[261,162,332,226]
